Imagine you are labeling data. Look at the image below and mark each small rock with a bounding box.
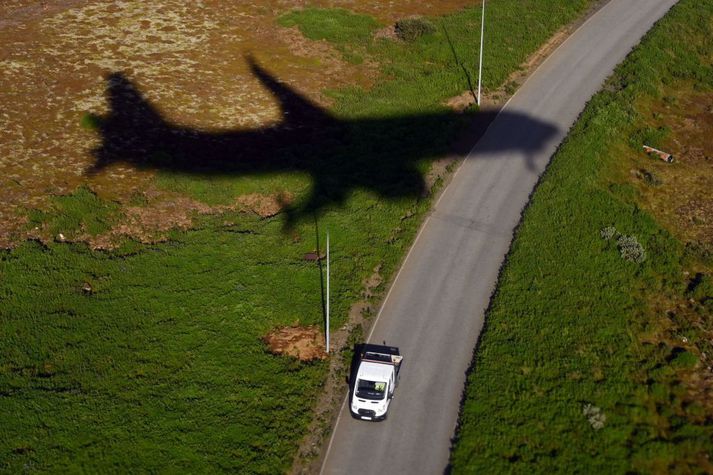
[56,233,66,242]
[81,282,93,294]
[303,252,324,262]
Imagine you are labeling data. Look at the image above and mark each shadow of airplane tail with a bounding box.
[88,56,339,177]
[87,72,167,175]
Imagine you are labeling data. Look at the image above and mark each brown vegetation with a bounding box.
[264,325,326,361]
[632,90,713,246]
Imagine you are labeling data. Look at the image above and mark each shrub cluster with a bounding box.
[583,403,606,430]
[395,17,436,42]
[617,235,646,263]
[600,226,617,240]
[600,226,646,263]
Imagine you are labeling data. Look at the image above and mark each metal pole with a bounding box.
[477,0,485,107]
[326,230,330,353]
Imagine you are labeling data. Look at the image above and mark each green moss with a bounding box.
[80,112,102,130]
[671,350,698,369]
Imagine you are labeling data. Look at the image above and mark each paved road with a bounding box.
[320,1,678,473]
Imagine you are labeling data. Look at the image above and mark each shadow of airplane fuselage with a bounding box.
[88,57,558,225]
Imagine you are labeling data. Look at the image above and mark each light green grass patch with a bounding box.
[28,186,120,238]
[278,8,380,45]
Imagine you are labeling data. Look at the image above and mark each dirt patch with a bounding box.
[520,28,570,75]
[0,213,29,250]
[275,26,369,96]
[445,90,477,112]
[0,0,88,30]
[374,24,398,41]
[264,325,326,361]
[236,192,294,219]
[96,190,291,248]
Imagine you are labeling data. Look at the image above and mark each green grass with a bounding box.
[28,187,120,238]
[278,8,379,46]
[278,8,379,64]
[1,193,425,473]
[451,1,713,472]
[323,0,592,116]
[1,2,597,472]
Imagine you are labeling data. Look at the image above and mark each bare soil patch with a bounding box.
[445,90,478,112]
[374,24,398,41]
[264,325,326,361]
[236,192,294,219]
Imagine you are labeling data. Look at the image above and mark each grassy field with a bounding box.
[451,1,713,472]
[1,2,594,472]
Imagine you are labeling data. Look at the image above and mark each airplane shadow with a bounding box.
[87,56,559,228]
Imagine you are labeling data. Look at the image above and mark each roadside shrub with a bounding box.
[600,226,618,240]
[395,17,436,42]
[602,227,646,263]
[617,235,646,263]
[583,403,606,430]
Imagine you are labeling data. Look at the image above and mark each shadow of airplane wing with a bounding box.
[85,58,559,228]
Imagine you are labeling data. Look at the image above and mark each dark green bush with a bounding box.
[395,17,436,42]
[687,273,713,301]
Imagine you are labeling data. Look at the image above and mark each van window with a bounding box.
[356,379,387,400]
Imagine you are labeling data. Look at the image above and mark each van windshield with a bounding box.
[356,379,387,400]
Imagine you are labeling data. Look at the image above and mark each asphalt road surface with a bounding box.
[320,1,679,473]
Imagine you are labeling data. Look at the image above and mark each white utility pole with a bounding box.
[326,230,330,353]
[477,0,485,107]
